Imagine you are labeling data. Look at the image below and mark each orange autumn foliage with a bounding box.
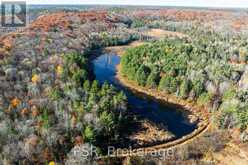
[11,98,21,108]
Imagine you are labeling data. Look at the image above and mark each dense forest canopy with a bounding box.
[1,6,248,164]
[121,32,248,131]
[0,11,137,163]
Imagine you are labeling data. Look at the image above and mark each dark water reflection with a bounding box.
[93,53,197,138]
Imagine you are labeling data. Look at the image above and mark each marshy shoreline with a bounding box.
[94,42,211,157]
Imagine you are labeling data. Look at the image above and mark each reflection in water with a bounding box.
[93,54,197,138]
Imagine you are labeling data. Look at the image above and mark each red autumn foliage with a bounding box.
[29,11,112,32]
[131,9,232,22]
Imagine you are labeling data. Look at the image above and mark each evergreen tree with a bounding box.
[91,80,99,94]
[159,76,178,94]
[237,106,248,130]
[192,80,204,98]
[100,81,110,96]
[135,65,150,86]
[72,69,88,84]
[84,126,95,142]
[83,80,91,92]
[179,79,191,99]
[100,111,114,134]
[146,71,159,88]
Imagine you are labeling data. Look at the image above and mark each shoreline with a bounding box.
[115,64,210,124]
[109,61,248,164]
[104,39,210,124]
[107,61,211,157]
[100,28,212,156]
[98,43,212,157]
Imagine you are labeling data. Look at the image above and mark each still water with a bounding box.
[93,53,197,138]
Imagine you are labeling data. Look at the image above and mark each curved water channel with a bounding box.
[93,53,197,145]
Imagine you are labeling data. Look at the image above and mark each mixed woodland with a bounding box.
[0,7,248,164]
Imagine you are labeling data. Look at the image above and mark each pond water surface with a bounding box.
[93,53,197,139]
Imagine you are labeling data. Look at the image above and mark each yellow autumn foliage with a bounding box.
[56,65,63,76]
[32,74,40,83]
[48,161,55,165]
[239,48,246,57]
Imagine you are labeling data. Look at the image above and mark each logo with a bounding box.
[1,1,27,27]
